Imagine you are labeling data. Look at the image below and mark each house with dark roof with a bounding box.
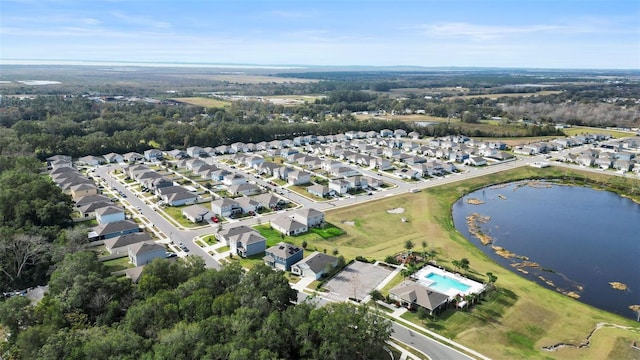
[123,152,144,163]
[291,252,339,279]
[389,280,450,315]
[104,232,152,254]
[143,149,163,161]
[76,194,112,207]
[103,152,124,163]
[252,193,285,209]
[77,201,112,218]
[128,241,166,266]
[88,219,140,241]
[263,242,304,271]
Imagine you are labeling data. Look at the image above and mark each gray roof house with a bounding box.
[290,208,324,227]
[181,204,209,223]
[128,241,166,267]
[291,252,339,280]
[89,219,140,241]
[230,231,266,258]
[270,216,308,236]
[104,232,152,255]
[228,183,261,196]
[389,280,450,315]
[211,198,241,217]
[263,242,304,271]
[95,206,126,224]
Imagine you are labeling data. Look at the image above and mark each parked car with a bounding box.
[166,252,178,258]
[211,216,219,223]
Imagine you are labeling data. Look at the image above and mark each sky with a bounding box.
[1,0,639,69]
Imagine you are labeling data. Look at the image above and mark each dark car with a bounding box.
[166,252,178,258]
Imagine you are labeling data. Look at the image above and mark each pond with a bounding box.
[452,180,640,320]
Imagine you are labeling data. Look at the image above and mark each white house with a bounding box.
[95,206,125,224]
[128,241,166,267]
[291,252,339,279]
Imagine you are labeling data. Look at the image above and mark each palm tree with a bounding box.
[405,240,414,253]
[464,294,475,310]
[421,240,427,258]
[451,260,461,272]
[486,272,498,290]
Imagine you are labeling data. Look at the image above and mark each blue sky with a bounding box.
[1,0,639,69]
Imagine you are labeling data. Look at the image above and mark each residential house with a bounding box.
[389,280,450,315]
[380,129,394,137]
[156,185,188,198]
[217,225,256,245]
[291,252,339,279]
[103,152,124,164]
[76,194,111,208]
[166,149,187,159]
[229,230,266,258]
[181,204,209,223]
[307,184,333,198]
[70,183,98,201]
[345,176,368,191]
[371,157,392,170]
[228,183,261,196]
[465,157,487,166]
[77,201,112,218]
[393,168,420,180]
[256,161,281,176]
[164,191,198,206]
[263,242,304,271]
[95,206,125,224]
[211,198,241,217]
[104,232,152,255]
[123,152,144,163]
[144,149,163,162]
[331,166,360,178]
[222,173,247,186]
[270,216,308,236]
[186,146,205,158]
[290,208,324,228]
[252,193,285,210]
[88,219,140,241]
[50,159,73,170]
[287,170,312,186]
[128,241,166,267]
[77,155,106,166]
[328,179,350,194]
[235,196,260,214]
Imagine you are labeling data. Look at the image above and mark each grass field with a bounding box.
[102,257,133,273]
[162,206,201,228]
[171,97,231,107]
[563,126,634,139]
[319,166,640,359]
[354,114,452,123]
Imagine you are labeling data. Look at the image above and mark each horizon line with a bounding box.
[1,58,639,72]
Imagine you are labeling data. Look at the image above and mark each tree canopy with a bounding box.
[0,257,392,359]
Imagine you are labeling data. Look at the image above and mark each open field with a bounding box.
[176,74,318,84]
[320,166,640,359]
[171,97,231,107]
[563,126,635,139]
[442,90,563,100]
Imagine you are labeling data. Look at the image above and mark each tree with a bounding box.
[459,258,470,272]
[301,240,308,249]
[0,295,33,342]
[421,240,427,258]
[451,260,461,271]
[0,233,50,287]
[486,272,498,290]
[369,289,384,302]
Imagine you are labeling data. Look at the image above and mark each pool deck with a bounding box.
[414,265,485,298]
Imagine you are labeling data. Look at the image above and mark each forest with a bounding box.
[0,254,392,359]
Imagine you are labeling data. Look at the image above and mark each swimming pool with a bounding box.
[424,272,470,294]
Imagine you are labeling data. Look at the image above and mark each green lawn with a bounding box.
[563,126,633,139]
[102,257,134,273]
[162,206,201,228]
[254,223,345,248]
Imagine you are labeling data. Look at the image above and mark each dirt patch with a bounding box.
[467,198,485,205]
[386,207,405,214]
[342,221,355,226]
[609,282,628,291]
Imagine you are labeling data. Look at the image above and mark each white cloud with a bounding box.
[417,22,595,40]
[110,11,171,29]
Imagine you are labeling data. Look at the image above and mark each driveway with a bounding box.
[323,261,392,301]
